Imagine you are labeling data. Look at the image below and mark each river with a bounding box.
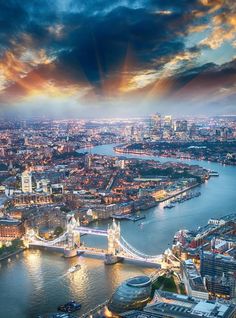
[0,144,235,318]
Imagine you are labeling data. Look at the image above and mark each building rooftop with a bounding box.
[182,259,207,293]
[121,291,236,318]
[127,276,151,288]
[192,301,229,317]
[203,251,236,263]
[0,218,22,226]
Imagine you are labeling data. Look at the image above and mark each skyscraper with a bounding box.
[175,120,188,132]
[150,113,161,135]
[200,252,236,299]
[164,115,172,129]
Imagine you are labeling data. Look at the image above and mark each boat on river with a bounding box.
[67,264,81,273]
[58,301,81,313]
[164,204,175,209]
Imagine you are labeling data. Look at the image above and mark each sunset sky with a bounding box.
[0,0,235,118]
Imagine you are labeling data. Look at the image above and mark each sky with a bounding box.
[0,0,235,118]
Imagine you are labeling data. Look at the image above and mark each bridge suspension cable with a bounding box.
[117,237,162,262]
[31,232,68,246]
[117,240,148,261]
[119,236,162,260]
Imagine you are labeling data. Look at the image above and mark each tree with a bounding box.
[54,226,64,237]
[60,206,70,213]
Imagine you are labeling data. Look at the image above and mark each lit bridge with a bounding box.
[26,214,165,266]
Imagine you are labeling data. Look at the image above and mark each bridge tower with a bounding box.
[107,219,120,254]
[73,216,81,247]
[105,219,121,264]
[64,213,79,257]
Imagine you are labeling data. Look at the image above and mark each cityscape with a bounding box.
[0,115,236,317]
[0,1,236,318]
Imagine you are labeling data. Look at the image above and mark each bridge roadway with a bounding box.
[78,246,106,257]
[78,248,162,266]
[27,225,163,266]
[28,240,162,266]
[74,227,108,236]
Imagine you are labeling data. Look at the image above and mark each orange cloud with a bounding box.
[0,51,31,90]
[188,24,209,33]
[0,48,94,105]
[200,26,235,49]
[199,1,236,49]
[0,46,56,93]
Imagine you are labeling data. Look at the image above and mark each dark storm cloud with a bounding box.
[174,58,236,90]
[74,0,204,14]
[55,0,209,82]
[154,58,236,113]
[0,0,235,116]
[54,7,190,86]
[0,0,208,86]
[0,1,28,51]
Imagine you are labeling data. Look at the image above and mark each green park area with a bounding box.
[151,274,186,296]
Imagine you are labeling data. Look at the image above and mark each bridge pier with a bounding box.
[64,248,78,258]
[104,253,124,265]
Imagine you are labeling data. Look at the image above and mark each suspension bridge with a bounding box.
[25,214,166,266]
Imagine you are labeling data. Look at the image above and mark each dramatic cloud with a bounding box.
[0,0,235,117]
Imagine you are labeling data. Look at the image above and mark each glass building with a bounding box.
[108,276,152,314]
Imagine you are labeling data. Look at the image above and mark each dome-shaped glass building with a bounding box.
[107,276,152,314]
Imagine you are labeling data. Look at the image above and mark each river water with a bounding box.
[0,144,236,318]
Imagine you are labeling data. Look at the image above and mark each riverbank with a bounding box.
[114,145,236,166]
[84,182,201,224]
[157,182,201,203]
[0,247,25,262]
[108,183,201,223]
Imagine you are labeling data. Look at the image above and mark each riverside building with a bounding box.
[121,291,236,318]
[200,252,236,299]
[0,218,25,240]
[181,259,209,300]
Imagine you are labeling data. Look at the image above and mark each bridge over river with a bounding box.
[26,214,176,267]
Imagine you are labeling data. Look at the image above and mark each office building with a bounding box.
[0,219,25,241]
[121,291,236,318]
[108,276,152,314]
[175,120,188,132]
[150,113,162,135]
[200,251,236,299]
[181,259,208,300]
[164,115,172,129]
